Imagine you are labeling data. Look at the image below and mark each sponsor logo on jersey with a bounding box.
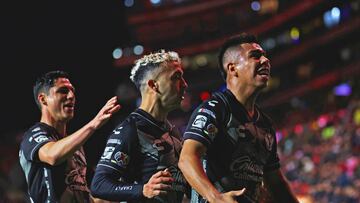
[34,135,49,143]
[29,131,47,142]
[115,186,132,191]
[107,139,122,145]
[198,108,216,119]
[192,115,207,128]
[229,156,263,182]
[101,147,115,160]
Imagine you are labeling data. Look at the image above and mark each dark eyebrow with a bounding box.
[57,85,76,93]
[248,49,266,57]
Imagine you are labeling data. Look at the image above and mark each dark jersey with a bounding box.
[91,109,188,203]
[184,89,280,203]
[19,122,90,203]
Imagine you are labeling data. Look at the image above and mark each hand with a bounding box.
[209,188,246,203]
[91,96,121,129]
[143,169,174,199]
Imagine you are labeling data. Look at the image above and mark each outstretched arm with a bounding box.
[178,139,245,203]
[39,96,120,165]
[263,169,299,203]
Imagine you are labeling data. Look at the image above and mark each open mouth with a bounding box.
[64,103,75,111]
[257,67,270,76]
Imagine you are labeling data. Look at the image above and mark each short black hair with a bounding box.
[33,70,69,109]
[218,33,259,80]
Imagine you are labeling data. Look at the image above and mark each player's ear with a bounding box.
[38,93,47,106]
[147,79,159,93]
[227,63,238,77]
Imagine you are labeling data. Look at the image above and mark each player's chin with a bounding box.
[63,113,74,120]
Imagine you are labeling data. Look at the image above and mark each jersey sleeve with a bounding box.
[264,130,280,172]
[91,118,144,201]
[183,99,223,148]
[20,126,55,162]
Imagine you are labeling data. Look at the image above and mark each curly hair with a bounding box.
[130,50,181,90]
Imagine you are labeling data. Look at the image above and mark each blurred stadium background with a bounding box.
[1,0,359,202]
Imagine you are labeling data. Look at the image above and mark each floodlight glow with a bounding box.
[124,0,134,7]
[334,83,351,96]
[133,45,144,55]
[290,27,300,40]
[251,1,261,11]
[150,0,161,5]
[112,48,123,59]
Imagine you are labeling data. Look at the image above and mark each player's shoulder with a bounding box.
[21,123,52,147]
[198,92,227,111]
[193,91,228,120]
[108,113,139,141]
[24,123,47,135]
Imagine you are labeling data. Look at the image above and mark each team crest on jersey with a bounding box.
[236,125,246,138]
[114,151,129,167]
[192,115,207,128]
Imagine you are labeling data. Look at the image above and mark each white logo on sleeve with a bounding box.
[32,127,41,132]
[208,100,218,107]
[101,147,115,160]
[192,115,207,128]
[34,135,49,143]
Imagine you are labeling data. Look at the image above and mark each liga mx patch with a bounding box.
[192,115,207,128]
[113,151,129,167]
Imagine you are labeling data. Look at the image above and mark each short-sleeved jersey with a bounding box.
[91,109,188,203]
[184,89,280,203]
[19,122,90,203]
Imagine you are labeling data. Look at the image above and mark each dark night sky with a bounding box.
[2,1,131,136]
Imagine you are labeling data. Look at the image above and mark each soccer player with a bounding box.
[91,50,189,202]
[19,70,120,202]
[179,33,299,203]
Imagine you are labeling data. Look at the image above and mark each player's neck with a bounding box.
[40,114,67,136]
[139,98,168,122]
[228,85,258,110]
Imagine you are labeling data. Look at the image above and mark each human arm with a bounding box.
[39,96,120,165]
[179,139,245,203]
[263,169,299,203]
[91,167,174,201]
[90,118,174,201]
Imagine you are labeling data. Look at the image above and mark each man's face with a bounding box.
[156,61,188,111]
[42,77,76,122]
[233,43,271,89]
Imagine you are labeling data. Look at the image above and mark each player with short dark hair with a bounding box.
[179,33,299,203]
[19,70,120,202]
